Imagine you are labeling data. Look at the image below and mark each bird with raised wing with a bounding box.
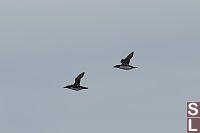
[114,52,138,70]
[63,72,88,91]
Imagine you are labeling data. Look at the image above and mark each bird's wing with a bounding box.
[124,52,134,65]
[74,72,85,86]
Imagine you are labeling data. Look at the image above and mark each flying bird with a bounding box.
[63,72,88,91]
[114,52,138,70]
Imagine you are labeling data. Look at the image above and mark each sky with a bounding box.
[0,0,200,133]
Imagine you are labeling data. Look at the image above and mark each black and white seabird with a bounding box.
[114,52,138,70]
[63,72,88,91]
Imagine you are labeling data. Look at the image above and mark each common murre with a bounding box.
[114,52,138,70]
[63,72,88,91]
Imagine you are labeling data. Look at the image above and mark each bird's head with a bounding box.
[113,65,120,68]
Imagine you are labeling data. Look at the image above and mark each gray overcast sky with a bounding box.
[0,0,200,133]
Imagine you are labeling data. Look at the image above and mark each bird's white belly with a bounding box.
[64,87,82,91]
[70,87,82,91]
[119,66,132,70]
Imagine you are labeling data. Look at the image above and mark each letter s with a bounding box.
[188,103,198,116]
